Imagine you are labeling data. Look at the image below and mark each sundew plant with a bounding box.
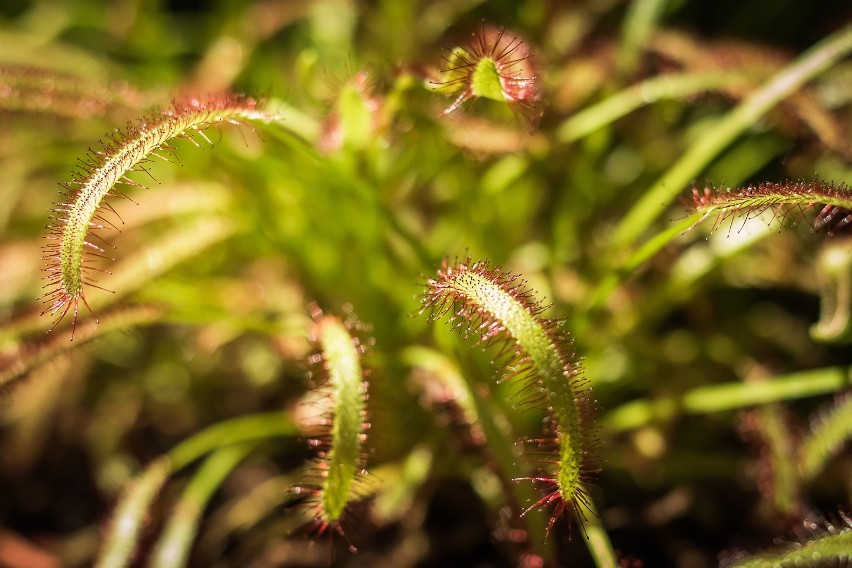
[1,1,851,567]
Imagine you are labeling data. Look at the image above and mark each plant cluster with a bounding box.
[0,1,850,567]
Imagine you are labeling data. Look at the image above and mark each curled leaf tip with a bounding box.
[430,23,542,122]
[422,258,598,535]
[691,179,852,236]
[297,305,371,547]
[41,93,270,337]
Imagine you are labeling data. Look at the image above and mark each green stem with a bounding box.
[169,412,298,470]
[149,443,256,568]
[95,458,171,568]
[617,0,669,75]
[584,140,788,315]
[586,211,704,311]
[582,501,618,568]
[605,365,852,432]
[610,22,852,250]
[95,412,297,568]
[558,71,751,143]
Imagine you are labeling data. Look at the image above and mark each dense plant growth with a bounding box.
[1,1,850,567]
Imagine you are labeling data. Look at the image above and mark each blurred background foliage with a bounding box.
[0,0,850,566]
